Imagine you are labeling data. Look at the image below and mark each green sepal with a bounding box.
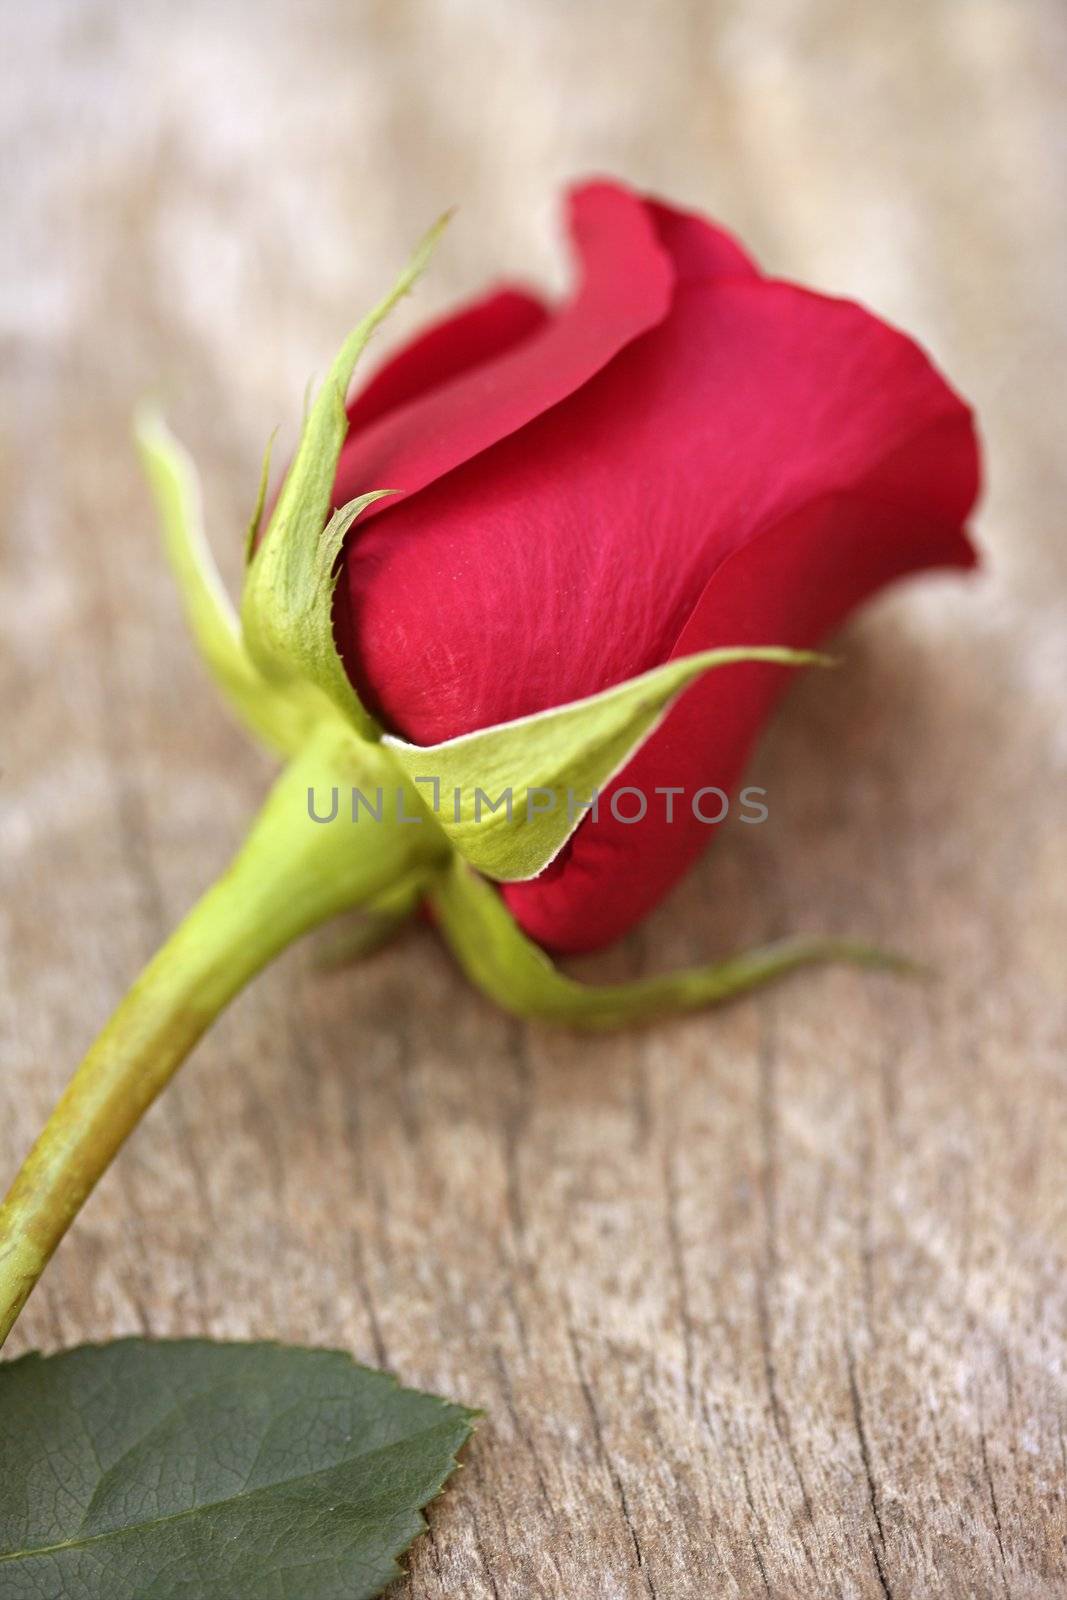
[134,408,318,756]
[385,646,829,881]
[248,488,392,741]
[429,856,917,1031]
[243,427,277,566]
[241,217,449,740]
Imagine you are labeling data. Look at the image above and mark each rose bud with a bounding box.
[330,179,980,955]
[0,188,980,1342]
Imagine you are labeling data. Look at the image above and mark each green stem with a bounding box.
[0,725,442,1347]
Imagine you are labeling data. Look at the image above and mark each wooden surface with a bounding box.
[2,2,1065,1595]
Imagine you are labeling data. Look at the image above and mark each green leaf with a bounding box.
[385,646,829,881]
[135,408,319,756]
[0,1339,475,1600]
[430,855,917,1030]
[241,217,449,739]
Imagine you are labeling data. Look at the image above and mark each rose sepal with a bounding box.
[134,407,323,755]
[240,215,448,741]
[430,855,919,1030]
[384,645,832,881]
[136,216,448,757]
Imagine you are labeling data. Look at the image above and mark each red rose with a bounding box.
[331,178,980,954]
[0,183,982,1347]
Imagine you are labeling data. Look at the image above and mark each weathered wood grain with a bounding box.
[2,2,1065,1595]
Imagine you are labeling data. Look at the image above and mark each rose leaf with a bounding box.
[0,1339,475,1600]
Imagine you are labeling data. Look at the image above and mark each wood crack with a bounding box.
[846,1342,892,1599]
[567,1318,657,1599]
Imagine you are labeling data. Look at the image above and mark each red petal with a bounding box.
[339,278,977,758]
[345,287,549,433]
[644,194,761,283]
[503,285,979,953]
[332,180,674,511]
[503,487,977,953]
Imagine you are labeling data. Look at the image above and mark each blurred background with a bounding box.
[2,3,1065,1596]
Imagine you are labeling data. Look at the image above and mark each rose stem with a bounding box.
[0,726,436,1347]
